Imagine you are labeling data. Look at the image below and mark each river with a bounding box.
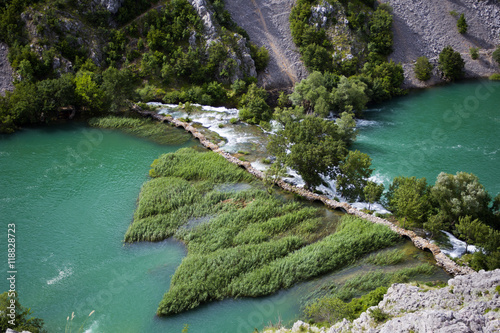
[354,80,500,196]
[2,80,496,333]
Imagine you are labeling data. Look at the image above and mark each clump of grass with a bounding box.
[150,148,254,183]
[303,263,436,306]
[365,249,405,266]
[238,150,250,155]
[489,73,500,81]
[88,116,191,145]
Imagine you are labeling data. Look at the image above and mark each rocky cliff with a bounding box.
[222,0,308,89]
[267,269,500,333]
[0,42,14,96]
[383,0,500,88]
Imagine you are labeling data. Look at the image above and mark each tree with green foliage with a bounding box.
[0,292,46,333]
[101,67,136,112]
[368,6,394,56]
[455,215,488,253]
[438,46,465,80]
[363,60,404,102]
[414,56,433,81]
[268,115,347,189]
[332,76,369,116]
[364,181,384,210]
[386,176,431,228]
[74,70,105,114]
[290,71,333,116]
[301,43,333,72]
[457,14,468,34]
[249,44,270,72]
[431,172,491,225]
[336,150,373,202]
[335,111,357,145]
[238,83,271,124]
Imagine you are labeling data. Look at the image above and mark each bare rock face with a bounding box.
[328,269,500,333]
[190,0,218,43]
[94,0,124,14]
[0,42,14,96]
[222,0,308,89]
[382,0,500,88]
[187,0,257,83]
[267,269,500,333]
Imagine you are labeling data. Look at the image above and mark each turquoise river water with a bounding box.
[354,80,500,196]
[1,80,498,333]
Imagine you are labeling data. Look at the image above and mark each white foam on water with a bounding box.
[83,319,99,333]
[356,119,379,127]
[350,202,391,214]
[433,230,480,258]
[155,103,267,155]
[47,266,73,285]
[250,160,269,172]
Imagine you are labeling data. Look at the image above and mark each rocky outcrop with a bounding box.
[94,0,124,14]
[187,0,257,82]
[267,269,500,333]
[382,0,500,88]
[134,105,474,277]
[0,42,14,96]
[222,0,308,89]
[328,269,500,333]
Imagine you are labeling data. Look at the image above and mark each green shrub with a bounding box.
[438,45,465,80]
[469,47,479,60]
[457,14,467,34]
[489,73,500,81]
[369,307,389,322]
[249,43,270,72]
[414,56,433,81]
[493,47,500,66]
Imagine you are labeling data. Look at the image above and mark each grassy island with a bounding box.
[125,148,401,315]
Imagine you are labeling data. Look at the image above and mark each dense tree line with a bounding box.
[0,0,269,133]
[385,172,500,270]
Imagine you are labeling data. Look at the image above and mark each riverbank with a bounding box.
[134,105,474,276]
[266,268,500,333]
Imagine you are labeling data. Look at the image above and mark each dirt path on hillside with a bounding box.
[0,42,14,96]
[382,0,500,88]
[223,0,307,89]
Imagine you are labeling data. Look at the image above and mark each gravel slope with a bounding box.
[0,42,14,96]
[223,0,308,89]
[382,0,500,88]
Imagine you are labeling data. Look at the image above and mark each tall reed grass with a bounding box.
[88,116,191,145]
[126,149,402,316]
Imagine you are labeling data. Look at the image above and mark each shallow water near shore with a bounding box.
[0,122,450,333]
